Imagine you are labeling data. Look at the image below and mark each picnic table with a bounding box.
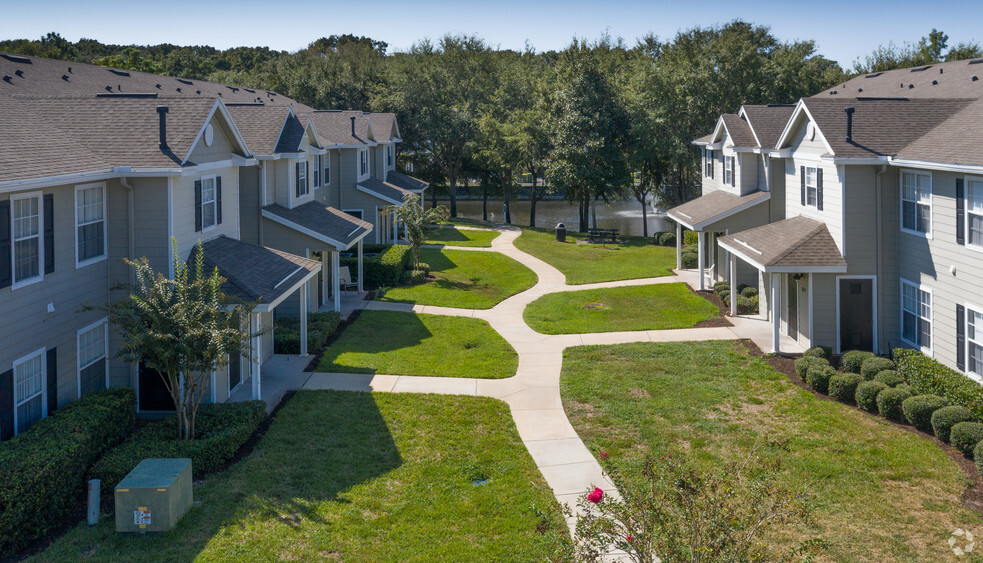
[587,228,619,244]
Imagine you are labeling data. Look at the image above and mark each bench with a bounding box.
[587,228,619,244]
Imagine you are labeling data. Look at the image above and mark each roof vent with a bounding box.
[157,105,169,150]
[108,69,130,77]
[932,80,939,85]
[858,88,863,92]
[176,87,182,93]
[14,69,24,78]
[0,54,31,64]
[118,84,122,91]
[244,88,255,93]
[61,74,69,81]
[196,90,201,95]
[67,66,72,73]
[844,106,855,144]
[974,76,980,81]
[2,75,11,83]
[909,84,915,89]
[910,65,931,72]
[95,92,158,99]
[864,72,883,78]
[940,68,944,74]
[155,83,161,89]
[969,59,983,65]
[177,78,193,85]
[226,86,239,92]
[350,115,357,136]
[105,85,112,92]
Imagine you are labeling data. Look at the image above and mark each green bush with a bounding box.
[974,442,983,476]
[804,346,833,361]
[415,262,431,274]
[901,395,948,432]
[0,388,136,556]
[90,400,266,489]
[860,357,895,381]
[718,290,730,305]
[658,232,676,247]
[680,251,698,269]
[807,365,836,395]
[950,422,983,457]
[894,348,983,421]
[795,356,829,379]
[855,381,888,413]
[735,295,759,315]
[877,386,912,421]
[273,312,341,354]
[400,269,428,285]
[874,370,904,388]
[829,373,863,404]
[739,286,758,298]
[341,244,412,287]
[713,281,730,293]
[683,229,699,246]
[932,406,974,443]
[840,350,876,374]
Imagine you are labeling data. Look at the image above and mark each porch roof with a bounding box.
[386,170,428,192]
[262,202,372,250]
[666,189,770,231]
[717,216,847,273]
[357,177,415,205]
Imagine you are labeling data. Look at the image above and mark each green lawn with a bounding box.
[317,310,517,378]
[513,228,675,284]
[33,391,567,562]
[523,283,718,334]
[379,248,536,309]
[424,226,501,247]
[560,340,981,562]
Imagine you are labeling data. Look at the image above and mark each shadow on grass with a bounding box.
[428,227,471,243]
[317,310,433,374]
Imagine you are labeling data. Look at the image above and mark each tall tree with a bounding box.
[854,28,983,74]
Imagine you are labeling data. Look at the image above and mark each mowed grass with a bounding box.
[513,228,675,284]
[33,391,567,562]
[523,283,718,334]
[379,248,536,309]
[424,226,500,247]
[560,340,982,562]
[317,310,517,378]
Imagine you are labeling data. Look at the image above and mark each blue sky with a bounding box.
[3,0,982,70]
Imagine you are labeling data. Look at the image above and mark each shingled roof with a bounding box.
[386,171,428,192]
[357,178,415,205]
[895,97,983,166]
[365,112,398,142]
[225,104,293,155]
[740,105,796,149]
[718,216,847,272]
[306,110,374,146]
[262,203,372,249]
[816,58,983,100]
[719,114,758,148]
[667,190,770,230]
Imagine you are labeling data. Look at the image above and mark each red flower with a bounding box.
[668,454,672,459]
[601,451,609,459]
[587,487,604,504]
[660,456,665,460]
[626,534,633,542]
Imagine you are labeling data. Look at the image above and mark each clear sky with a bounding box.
[3,0,982,70]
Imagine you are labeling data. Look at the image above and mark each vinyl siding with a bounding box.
[238,165,262,245]
[170,166,241,264]
[784,159,843,253]
[811,274,837,348]
[738,152,758,195]
[187,116,239,163]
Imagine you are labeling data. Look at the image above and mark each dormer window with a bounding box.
[295,160,309,198]
[360,150,368,176]
[313,155,321,187]
[723,156,735,187]
[388,145,394,166]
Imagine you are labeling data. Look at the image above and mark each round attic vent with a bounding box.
[204,124,214,147]
[806,121,815,141]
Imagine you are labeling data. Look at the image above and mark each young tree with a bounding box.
[104,241,254,440]
[390,194,450,268]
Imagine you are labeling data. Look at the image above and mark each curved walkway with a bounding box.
[305,225,740,535]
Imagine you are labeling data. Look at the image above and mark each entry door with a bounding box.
[228,352,242,394]
[138,363,174,411]
[840,278,873,352]
[786,275,798,340]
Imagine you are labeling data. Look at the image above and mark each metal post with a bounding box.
[87,479,100,525]
[299,281,308,356]
[251,312,262,401]
[676,222,682,271]
[730,256,738,317]
[772,274,781,354]
[697,231,705,291]
[357,239,364,292]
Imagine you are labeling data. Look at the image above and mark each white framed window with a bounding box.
[313,155,320,187]
[75,183,106,267]
[388,145,394,167]
[324,155,331,185]
[967,177,983,248]
[901,279,932,354]
[724,156,734,185]
[296,162,309,197]
[11,192,43,288]
[77,319,108,397]
[359,149,368,177]
[901,170,932,236]
[704,149,714,177]
[13,348,46,435]
[201,175,217,230]
[968,306,983,379]
[805,167,818,207]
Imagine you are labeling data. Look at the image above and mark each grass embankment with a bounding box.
[424,226,500,248]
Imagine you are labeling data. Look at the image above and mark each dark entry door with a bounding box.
[787,275,798,340]
[138,363,174,411]
[840,278,873,352]
[228,352,242,394]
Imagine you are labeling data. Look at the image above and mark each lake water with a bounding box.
[438,199,672,238]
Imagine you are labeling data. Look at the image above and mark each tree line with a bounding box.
[4,26,978,233]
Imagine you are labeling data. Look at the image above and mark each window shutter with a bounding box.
[957,178,965,245]
[305,161,310,192]
[817,168,824,211]
[46,347,57,414]
[731,157,736,187]
[216,177,223,225]
[43,194,54,274]
[710,151,714,179]
[295,162,302,197]
[0,369,12,441]
[194,180,203,232]
[957,305,966,371]
[0,200,10,289]
[800,166,806,206]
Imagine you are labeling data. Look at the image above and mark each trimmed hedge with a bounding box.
[713,281,729,292]
[856,381,888,413]
[740,286,758,298]
[829,373,863,404]
[658,232,676,247]
[860,357,895,381]
[975,441,983,476]
[901,394,948,432]
[683,230,699,246]
[681,251,697,269]
[874,370,904,388]
[807,365,836,395]
[804,346,833,361]
[950,422,983,457]
[273,312,341,355]
[841,350,876,374]
[735,295,759,315]
[0,388,136,556]
[877,386,912,421]
[932,405,973,443]
[795,356,829,379]
[894,348,983,421]
[90,400,266,489]
[400,269,428,285]
[340,244,412,287]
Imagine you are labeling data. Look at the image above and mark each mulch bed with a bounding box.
[693,289,732,328]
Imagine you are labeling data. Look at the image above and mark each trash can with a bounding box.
[555,223,566,243]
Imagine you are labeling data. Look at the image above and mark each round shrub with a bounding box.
[415,262,431,274]
[740,286,758,298]
[856,381,888,413]
[736,295,758,315]
[975,442,983,476]
[877,386,912,421]
[795,356,829,379]
[713,281,729,292]
[803,346,832,361]
[860,357,895,381]
[718,290,730,304]
[807,365,836,395]
[681,251,698,269]
[901,395,948,432]
[659,232,676,247]
[874,370,904,388]
[683,229,699,246]
[932,405,974,443]
[840,350,876,374]
[950,422,983,457]
[829,373,863,404]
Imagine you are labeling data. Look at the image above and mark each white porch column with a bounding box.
[771,274,781,354]
[332,250,341,312]
[392,211,398,242]
[357,239,364,292]
[300,281,308,356]
[321,252,329,305]
[697,231,705,291]
[251,312,262,401]
[729,255,738,317]
[675,222,682,271]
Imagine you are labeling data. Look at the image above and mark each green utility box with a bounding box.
[115,458,192,533]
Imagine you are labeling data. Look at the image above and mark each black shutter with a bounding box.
[957,178,965,245]
[0,369,12,441]
[0,200,10,289]
[710,151,714,179]
[731,157,736,187]
[43,194,54,274]
[194,180,203,232]
[46,347,57,414]
[800,166,806,206]
[216,177,223,225]
[958,305,967,371]
[817,168,824,211]
[295,162,302,197]
[305,161,310,191]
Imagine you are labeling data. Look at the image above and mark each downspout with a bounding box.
[338,151,344,210]
[120,177,135,285]
[875,164,887,355]
[258,162,265,245]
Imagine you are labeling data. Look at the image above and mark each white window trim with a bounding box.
[76,317,109,398]
[312,155,321,188]
[201,174,218,232]
[966,302,983,384]
[724,155,734,186]
[900,169,933,239]
[804,166,819,208]
[900,278,933,356]
[74,182,108,268]
[12,347,47,436]
[343,209,364,220]
[965,176,983,253]
[358,149,369,180]
[323,154,331,186]
[10,191,44,290]
[296,158,310,199]
[388,144,394,168]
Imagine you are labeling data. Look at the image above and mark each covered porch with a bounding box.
[357,176,425,243]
